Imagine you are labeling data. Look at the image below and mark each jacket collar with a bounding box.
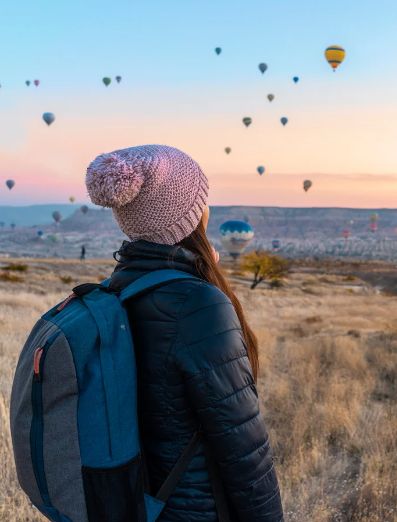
[111,240,197,289]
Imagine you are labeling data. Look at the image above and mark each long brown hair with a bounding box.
[177,220,259,382]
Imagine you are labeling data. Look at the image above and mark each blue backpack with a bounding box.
[10,269,206,522]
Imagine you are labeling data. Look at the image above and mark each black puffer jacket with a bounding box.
[110,241,283,522]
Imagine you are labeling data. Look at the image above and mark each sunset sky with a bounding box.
[1,0,397,208]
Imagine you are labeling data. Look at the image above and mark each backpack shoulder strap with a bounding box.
[118,269,202,306]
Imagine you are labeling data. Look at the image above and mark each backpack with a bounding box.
[10,269,210,522]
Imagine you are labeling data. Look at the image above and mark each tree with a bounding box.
[240,249,290,290]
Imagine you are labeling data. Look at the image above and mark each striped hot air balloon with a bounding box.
[220,221,254,258]
[325,46,346,71]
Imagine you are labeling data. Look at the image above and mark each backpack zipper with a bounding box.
[31,332,61,505]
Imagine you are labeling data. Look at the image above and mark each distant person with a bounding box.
[80,244,86,261]
[85,145,284,521]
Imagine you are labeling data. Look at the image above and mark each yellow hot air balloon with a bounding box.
[69,196,76,203]
[325,46,345,71]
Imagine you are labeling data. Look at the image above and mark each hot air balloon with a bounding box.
[280,117,288,126]
[369,223,378,233]
[215,47,222,55]
[43,113,55,126]
[220,221,254,258]
[26,80,31,87]
[370,213,378,223]
[6,180,15,190]
[293,77,299,83]
[325,46,346,71]
[37,230,43,237]
[243,117,252,127]
[81,205,89,214]
[115,76,122,83]
[272,239,280,252]
[267,94,274,102]
[10,223,16,230]
[349,220,354,226]
[303,180,312,192]
[69,196,76,203]
[0,222,5,228]
[52,211,62,224]
[258,63,268,74]
[34,80,40,86]
[49,234,58,243]
[243,215,250,224]
[103,77,111,86]
[257,166,265,175]
[343,230,350,240]
[225,147,231,154]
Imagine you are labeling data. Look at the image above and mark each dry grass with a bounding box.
[0,272,24,283]
[1,261,397,521]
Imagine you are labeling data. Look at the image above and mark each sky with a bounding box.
[0,0,397,208]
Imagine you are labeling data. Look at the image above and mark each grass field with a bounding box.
[1,259,396,521]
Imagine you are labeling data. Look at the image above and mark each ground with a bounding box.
[1,258,396,521]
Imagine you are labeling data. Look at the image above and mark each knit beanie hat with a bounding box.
[86,145,209,245]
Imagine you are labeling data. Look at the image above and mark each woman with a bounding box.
[86,145,284,522]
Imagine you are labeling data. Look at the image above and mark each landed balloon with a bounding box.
[267,94,274,102]
[293,77,299,83]
[103,77,111,86]
[34,80,40,86]
[370,213,378,223]
[215,47,222,55]
[81,205,89,214]
[37,230,43,237]
[26,80,31,87]
[280,117,288,126]
[225,147,231,154]
[242,117,252,127]
[6,179,15,190]
[69,196,76,203]
[343,230,350,240]
[303,180,312,192]
[52,211,62,224]
[272,239,280,252]
[220,221,254,258]
[325,46,345,71]
[369,223,378,233]
[115,76,122,83]
[257,166,265,175]
[258,63,268,74]
[43,113,55,126]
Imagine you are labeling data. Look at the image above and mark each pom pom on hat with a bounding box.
[86,151,145,208]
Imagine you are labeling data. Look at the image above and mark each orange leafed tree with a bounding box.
[240,249,290,289]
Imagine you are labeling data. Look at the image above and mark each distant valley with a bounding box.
[1,205,397,261]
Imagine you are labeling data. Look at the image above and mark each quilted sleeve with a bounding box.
[174,282,284,522]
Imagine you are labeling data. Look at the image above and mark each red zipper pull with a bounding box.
[57,293,77,311]
[34,347,44,381]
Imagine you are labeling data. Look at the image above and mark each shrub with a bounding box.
[4,263,28,272]
[270,279,283,288]
[305,315,322,324]
[0,271,23,282]
[345,276,356,281]
[60,275,73,284]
